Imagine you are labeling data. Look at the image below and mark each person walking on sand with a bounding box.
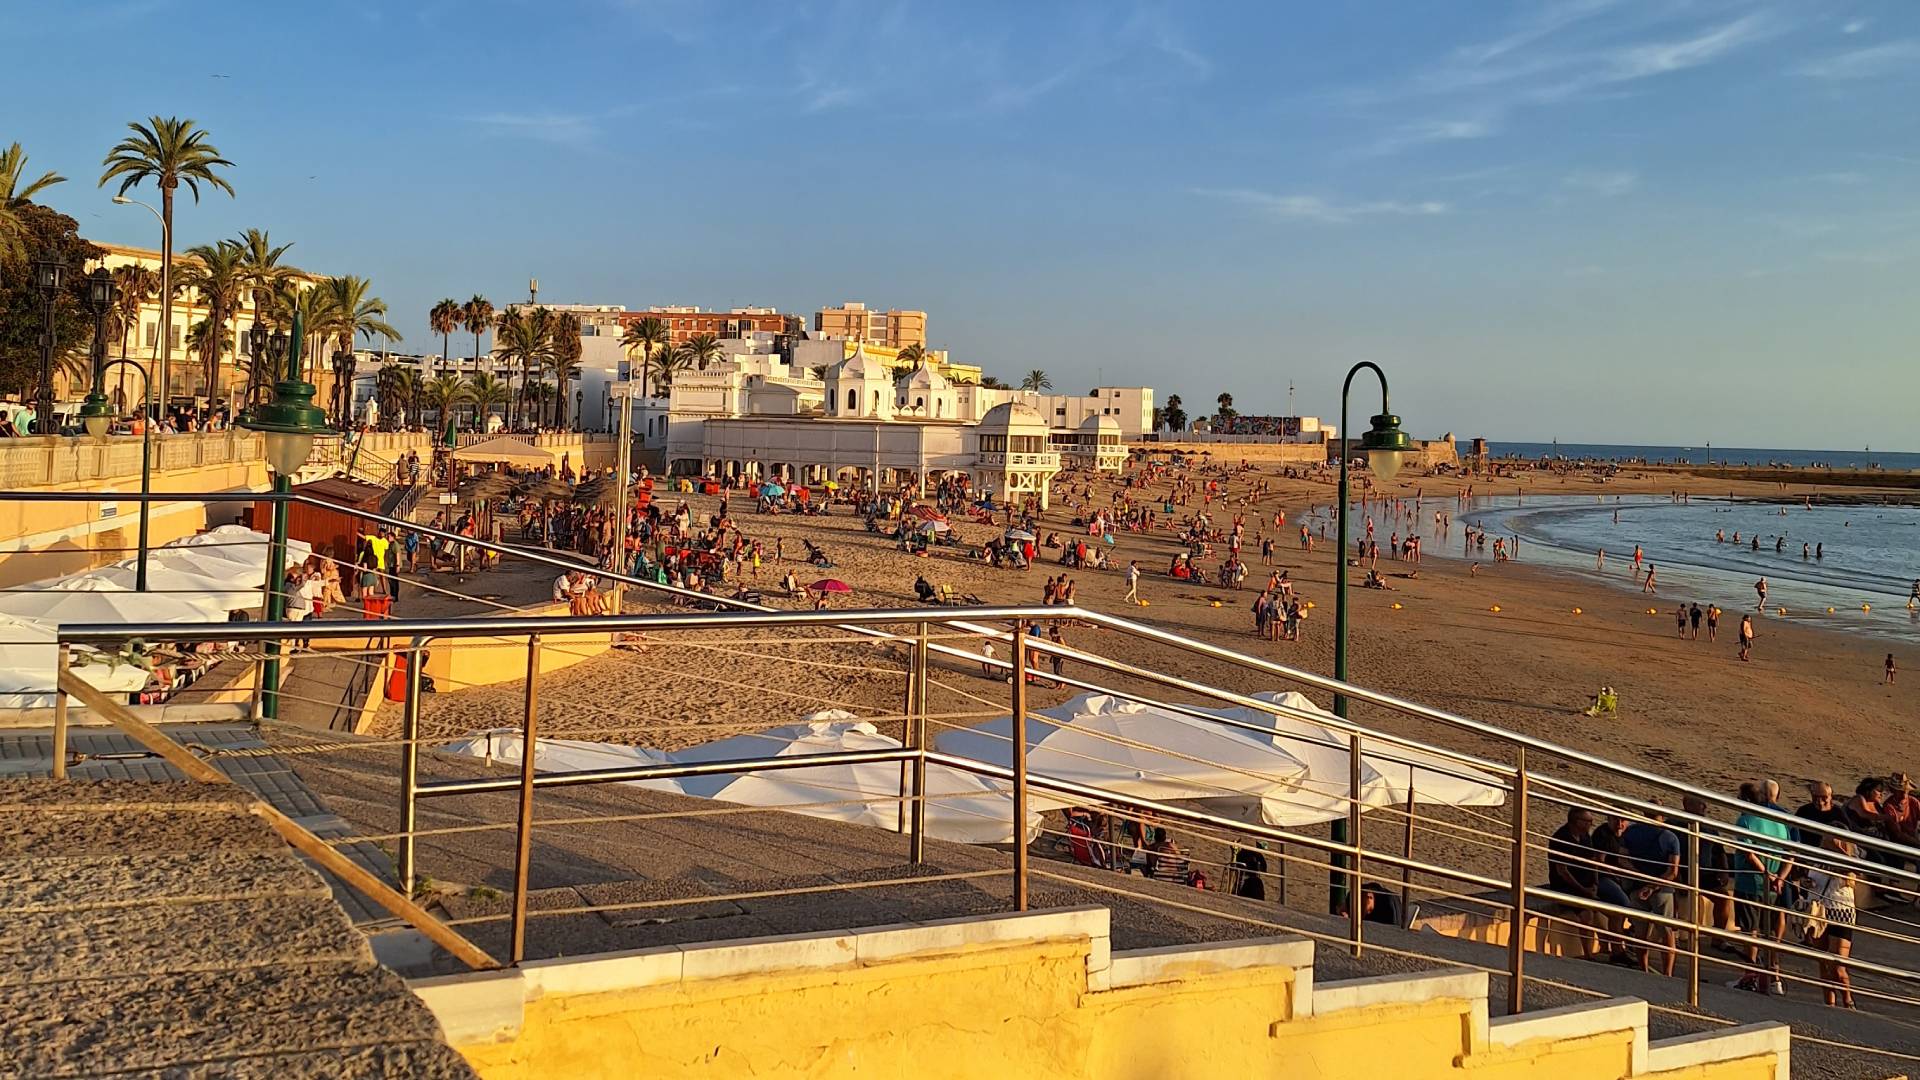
[1888,654,1898,685]
[1124,560,1141,605]
[1689,602,1702,640]
[1676,605,1688,637]
[1739,615,1755,661]
[1596,548,1605,570]
[1707,604,1720,642]
[1755,577,1768,611]
[1642,564,1657,594]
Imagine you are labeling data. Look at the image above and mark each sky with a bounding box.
[6,0,1917,449]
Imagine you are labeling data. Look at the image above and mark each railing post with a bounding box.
[909,621,929,865]
[52,643,69,780]
[1348,731,1364,957]
[1687,821,1702,1007]
[511,634,542,965]
[1399,784,1417,923]
[1011,620,1029,911]
[398,640,424,896]
[1507,747,1529,1014]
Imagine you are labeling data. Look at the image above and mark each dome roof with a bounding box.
[902,363,950,391]
[833,345,883,380]
[977,401,1049,431]
[1078,413,1122,432]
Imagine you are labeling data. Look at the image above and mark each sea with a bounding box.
[1388,494,1920,645]
[1490,442,1920,473]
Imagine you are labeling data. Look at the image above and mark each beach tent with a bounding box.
[163,525,312,575]
[0,575,228,625]
[1200,691,1506,825]
[0,612,149,709]
[933,693,1310,818]
[138,550,271,591]
[68,561,262,613]
[452,436,560,468]
[668,713,1040,845]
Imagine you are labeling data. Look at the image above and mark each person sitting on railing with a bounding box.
[1547,806,1633,963]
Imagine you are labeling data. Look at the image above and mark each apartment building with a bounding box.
[813,302,927,350]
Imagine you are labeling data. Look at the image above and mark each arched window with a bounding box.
[847,388,857,411]
[936,399,944,418]
[872,390,881,413]
[915,396,925,410]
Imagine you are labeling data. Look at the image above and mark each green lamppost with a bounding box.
[1329,361,1410,919]
[239,311,334,719]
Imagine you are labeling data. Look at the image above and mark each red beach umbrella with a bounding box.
[810,579,853,594]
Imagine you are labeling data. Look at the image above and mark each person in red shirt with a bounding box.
[1883,772,1920,849]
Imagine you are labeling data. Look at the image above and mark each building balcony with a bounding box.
[976,451,1059,470]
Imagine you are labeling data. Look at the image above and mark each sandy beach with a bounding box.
[375,457,1916,813]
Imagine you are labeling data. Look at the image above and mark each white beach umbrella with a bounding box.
[933,692,1311,819]
[0,577,227,626]
[440,729,673,776]
[0,612,150,709]
[69,561,261,612]
[141,549,273,590]
[164,525,312,573]
[1201,691,1506,825]
[669,713,1040,845]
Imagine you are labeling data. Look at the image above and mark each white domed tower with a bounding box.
[896,361,956,420]
[1069,412,1127,473]
[971,401,1060,509]
[823,345,893,420]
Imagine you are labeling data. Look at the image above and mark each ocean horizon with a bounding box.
[1490,441,1920,473]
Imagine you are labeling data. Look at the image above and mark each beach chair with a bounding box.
[933,583,958,605]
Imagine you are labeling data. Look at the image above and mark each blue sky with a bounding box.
[8,1,1917,448]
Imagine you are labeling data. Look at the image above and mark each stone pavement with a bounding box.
[0,723,395,926]
[0,779,475,1078]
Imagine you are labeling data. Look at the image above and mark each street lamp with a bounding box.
[31,250,66,436]
[239,312,334,719]
[111,195,168,418]
[81,268,119,440]
[1329,361,1409,920]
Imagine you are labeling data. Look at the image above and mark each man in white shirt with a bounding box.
[553,571,574,602]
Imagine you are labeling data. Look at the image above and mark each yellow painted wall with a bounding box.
[421,602,614,690]
[442,936,1781,1080]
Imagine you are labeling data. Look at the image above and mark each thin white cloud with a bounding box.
[1842,19,1869,35]
[1563,169,1639,197]
[1194,189,1450,225]
[466,112,601,145]
[1363,115,1501,157]
[1797,39,1920,80]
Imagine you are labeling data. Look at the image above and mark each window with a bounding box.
[1054,407,1066,417]
[170,324,182,349]
[978,434,1007,454]
[847,389,858,411]
[144,322,157,348]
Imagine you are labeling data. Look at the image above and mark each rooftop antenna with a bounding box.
[1287,381,1294,417]
[529,278,539,306]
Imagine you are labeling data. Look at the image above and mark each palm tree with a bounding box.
[109,263,156,365]
[0,142,65,263]
[1021,370,1053,392]
[491,306,552,430]
[272,282,337,384]
[619,314,668,398]
[979,375,1008,389]
[896,343,929,367]
[651,345,694,393]
[1161,394,1187,435]
[374,363,423,428]
[465,372,509,431]
[681,332,723,371]
[233,228,295,405]
[429,298,461,369]
[98,117,236,406]
[1215,392,1235,421]
[547,315,583,428]
[318,276,400,425]
[177,240,246,405]
[424,372,472,432]
[460,293,494,374]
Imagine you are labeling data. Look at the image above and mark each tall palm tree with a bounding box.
[548,315,583,428]
[619,314,668,398]
[1161,394,1186,434]
[491,307,552,430]
[681,332,723,371]
[110,263,155,362]
[896,343,929,367]
[1215,392,1235,420]
[233,228,295,405]
[374,363,423,428]
[98,117,235,406]
[429,298,461,369]
[465,372,509,431]
[979,375,1007,389]
[184,317,233,375]
[651,345,694,393]
[460,293,494,376]
[424,372,472,432]
[0,142,65,263]
[177,240,246,405]
[319,275,400,425]
[1021,370,1052,392]
[272,282,337,385]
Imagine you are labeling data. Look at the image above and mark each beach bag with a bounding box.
[1793,893,1828,942]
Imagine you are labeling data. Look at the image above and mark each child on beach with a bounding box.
[1888,654,1898,685]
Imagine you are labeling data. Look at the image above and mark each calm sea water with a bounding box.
[1438,495,1920,644]
[1493,442,1920,472]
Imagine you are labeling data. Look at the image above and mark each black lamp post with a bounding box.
[80,268,118,440]
[31,250,66,437]
[239,313,334,720]
[1328,361,1410,921]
